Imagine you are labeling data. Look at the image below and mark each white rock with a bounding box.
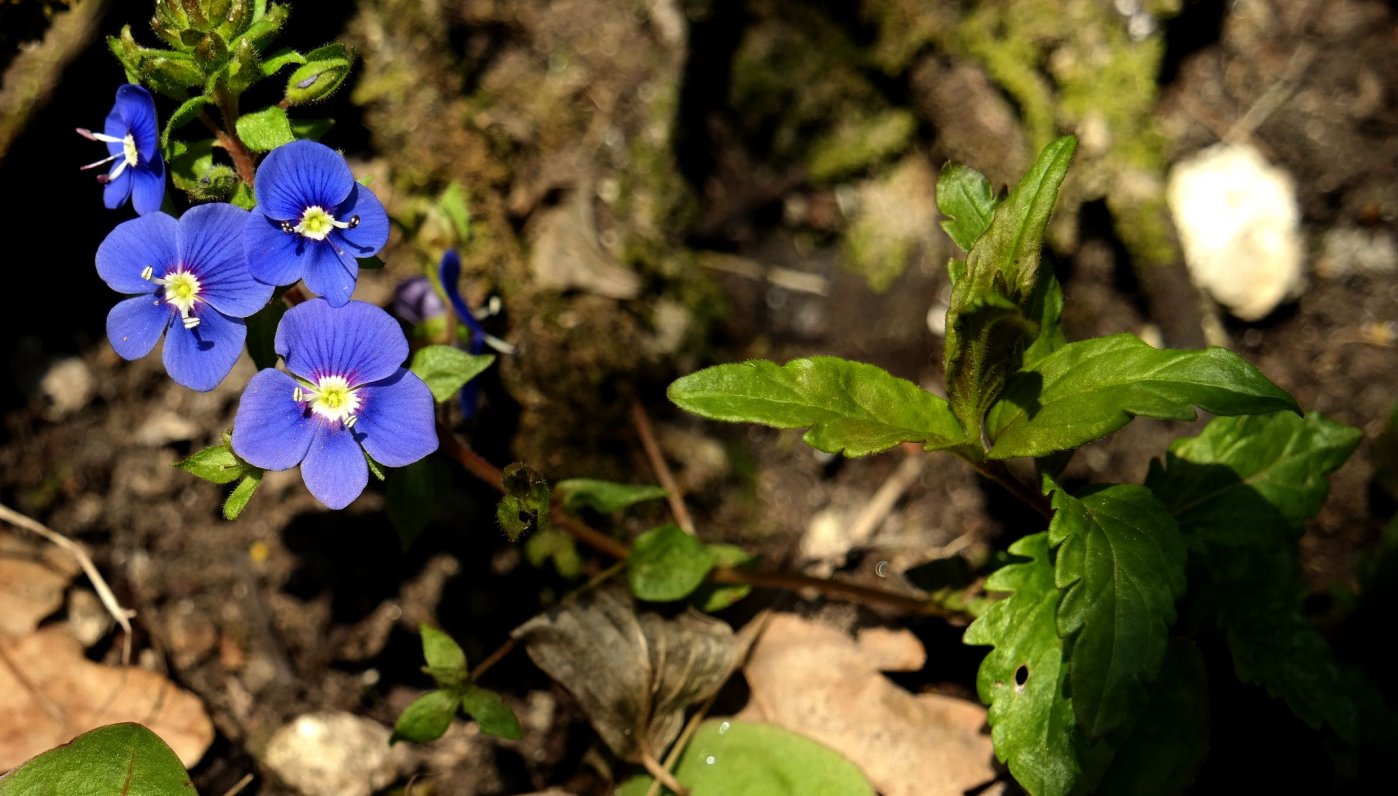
[263,712,407,796]
[1167,143,1303,321]
[38,357,94,421]
[1319,226,1397,278]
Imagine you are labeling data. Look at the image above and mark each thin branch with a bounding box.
[198,102,256,187]
[0,503,135,665]
[629,398,695,534]
[965,458,1053,519]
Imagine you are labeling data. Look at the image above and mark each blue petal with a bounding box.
[163,308,246,391]
[275,299,408,384]
[243,212,307,286]
[106,294,171,360]
[301,424,369,510]
[333,184,389,257]
[231,369,316,470]
[354,369,438,466]
[130,160,166,216]
[178,203,271,317]
[96,212,179,294]
[115,84,160,163]
[438,249,487,345]
[103,170,133,210]
[102,104,127,153]
[301,239,358,308]
[253,140,354,222]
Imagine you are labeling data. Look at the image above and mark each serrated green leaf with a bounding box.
[691,544,756,612]
[498,463,550,542]
[628,525,717,602]
[223,470,262,520]
[963,533,1080,796]
[937,162,998,252]
[459,685,523,740]
[622,719,875,796]
[409,345,494,403]
[235,105,294,152]
[555,479,668,514]
[259,47,305,77]
[1096,639,1210,796]
[1047,481,1186,738]
[1145,412,1361,547]
[245,299,285,371]
[161,95,211,151]
[390,689,459,744]
[0,722,195,794]
[387,457,448,550]
[986,334,1298,459]
[175,443,246,484]
[420,624,468,686]
[944,136,1076,437]
[669,357,965,457]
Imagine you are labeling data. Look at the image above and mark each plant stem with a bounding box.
[200,87,257,187]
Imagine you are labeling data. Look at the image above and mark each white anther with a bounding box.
[141,265,154,281]
[182,316,200,329]
[344,415,358,429]
[293,387,304,402]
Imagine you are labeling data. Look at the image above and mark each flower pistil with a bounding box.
[141,264,203,329]
[77,128,140,183]
[294,375,362,428]
[280,206,361,241]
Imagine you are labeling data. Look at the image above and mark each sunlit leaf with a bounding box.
[390,690,458,745]
[628,525,717,602]
[556,479,668,514]
[409,345,494,403]
[937,162,998,252]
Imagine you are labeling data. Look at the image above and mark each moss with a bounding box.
[808,109,917,184]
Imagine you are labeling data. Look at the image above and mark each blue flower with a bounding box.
[242,140,390,307]
[231,299,438,509]
[97,203,273,391]
[78,84,166,215]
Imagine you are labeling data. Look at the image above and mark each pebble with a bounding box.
[263,712,407,796]
[37,356,95,421]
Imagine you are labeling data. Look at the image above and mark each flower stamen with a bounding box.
[290,206,355,241]
[294,375,362,428]
[143,266,203,329]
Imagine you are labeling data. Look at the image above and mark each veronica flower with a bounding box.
[231,299,438,510]
[78,84,166,215]
[97,203,272,391]
[242,140,390,307]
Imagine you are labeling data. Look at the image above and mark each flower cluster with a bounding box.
[90,85,433,510]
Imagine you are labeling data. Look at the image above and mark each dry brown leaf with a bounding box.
[513,587,738,761]
[737,613,997,796]
[0,530,80,637]
[0,627,213,771]
[528,186,642,299]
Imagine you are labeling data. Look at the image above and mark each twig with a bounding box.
[629,399,695,534]
[843,452,924,548]
[638,737,688,796]
[198,105,257,188]
[220,774,255,796]
[965,459,1052,519]
[0,503,135,665]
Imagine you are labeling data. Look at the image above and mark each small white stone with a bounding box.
[263,712,407,796]
[38,357,95,421]
[1167,143,1304,321]
[1318,226,1397,278]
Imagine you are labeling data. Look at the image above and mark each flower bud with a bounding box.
[283,43,354,105]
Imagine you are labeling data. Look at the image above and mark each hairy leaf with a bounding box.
[409,345,494,403]
[1022,272,1066,369]
[1145,412,1360,546]
[964,533,1081,796]
[160,95,211,151]
[497,463,550,542]
[1096,639,1210,795]
[987,334,1298,459]
[556,479,668,514]
[420,624,468,687]
[175,443,246,484]
[668,357,964,457]
[235,105,294,152]
[944,136,1076,437]
[459,685,523,740]
[0,723,195,795]
[391,689,458,744]
[937,163,998,252]
[259,47,305,77]
[1047,482,1186,737]
[628,525,717,602]
[222,470,261,520]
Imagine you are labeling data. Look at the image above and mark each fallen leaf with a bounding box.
[0,531,80,637]
[529,186,642,299]
[0,628,213,770]
[737,614,997,796]
[513,587,738,761]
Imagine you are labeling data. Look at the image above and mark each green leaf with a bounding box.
[937,162,998,252]
[1096,639,1210,795]
[986,334,1299,460]
[387,457,448,549]
[223,470,262,520]
[1021,271,1066,369]
[459,685,523,740]
[691,544,756,612]
[1145,411,1360,547]
[239,1,288,49]
[161,95,211,151]
[245,299,286,371]
[623,719,875,796]
[436,181,472,244]
[1047,481,1186,738]
[524,525,584,578]
[222,36,261,95]
[420,624,468,687]
[497,463,550,542]
[235,105,295,152]
[175,443,245,484]
[408,345,495,403]
[628,525,717,602]
[0,722,195,795]
[963,533,1081,796]
[259,46,305,77]
[289,117,335,141]
[168,138,216,192]
[668,357,965,457]
[944,136,1076,437]
[556,479,668,514]
[390,689,459,744]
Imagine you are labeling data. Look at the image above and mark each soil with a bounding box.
[0,0,1395,793]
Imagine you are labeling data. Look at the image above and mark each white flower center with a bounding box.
[79,131,140,180]
[141,265,202,329]
[294,376,362,428]
[282,206,362,241]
